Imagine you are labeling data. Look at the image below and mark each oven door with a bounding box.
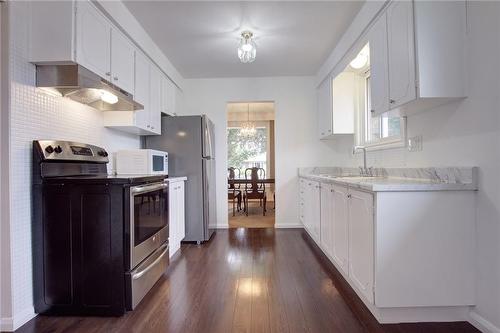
[130,182,169,269]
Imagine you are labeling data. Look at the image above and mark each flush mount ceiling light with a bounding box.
[238,31,257,63]
[350,44,369,70]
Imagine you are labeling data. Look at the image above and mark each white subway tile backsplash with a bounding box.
[7,1,140,317]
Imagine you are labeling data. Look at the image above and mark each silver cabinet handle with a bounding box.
[390,99,396,104]
[131,182,167,195]
[147,125,151,128]
[113,76,118,81]
[151,126,155,130]
[105,72,111,76]
[132,244,168,280]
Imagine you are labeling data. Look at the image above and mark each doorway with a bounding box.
[226,102,275,228]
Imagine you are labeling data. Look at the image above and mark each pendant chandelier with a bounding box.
[238,31,257,63]
[239,104,256,137]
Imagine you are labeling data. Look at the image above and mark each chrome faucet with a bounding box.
[352,145,372,176]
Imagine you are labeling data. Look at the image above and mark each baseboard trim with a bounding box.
[0,307,35,331]
[469,311,500,333]
[275,224,303,229]
[214,224,229,229]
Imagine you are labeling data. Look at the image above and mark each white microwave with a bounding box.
[116,149,168,175]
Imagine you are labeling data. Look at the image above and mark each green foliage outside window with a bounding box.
[227,127,267,172]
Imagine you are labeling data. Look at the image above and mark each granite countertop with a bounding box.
[298,167,478,192]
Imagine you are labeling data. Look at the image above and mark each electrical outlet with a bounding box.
[408,135,423,152]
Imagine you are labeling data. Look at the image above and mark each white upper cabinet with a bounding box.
[133,51,151,130]
[317,78,333,139]
[332,72,356,135]
[317,73,355,140]
[103,53,162,135]
[29,0,181,135]
[367,0,466,115]
[110,28,135,94]
[161,76,177,115]
[149,66,162,135]
[387,1,416,109]
[75,0,111,80]
[368,13,390,117]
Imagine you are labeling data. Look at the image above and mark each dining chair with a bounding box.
[228,167,242,216]
[243,167,267,216]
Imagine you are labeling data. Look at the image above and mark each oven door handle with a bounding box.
[131,244,168,280]
[131,182,168,195]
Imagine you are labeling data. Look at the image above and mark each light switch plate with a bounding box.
[408,135,423,152]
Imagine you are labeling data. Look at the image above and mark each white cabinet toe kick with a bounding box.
[299,177,476,323]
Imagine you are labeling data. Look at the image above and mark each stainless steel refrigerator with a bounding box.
[146,115,216,243]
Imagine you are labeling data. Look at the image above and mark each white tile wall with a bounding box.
[7,1,140,319]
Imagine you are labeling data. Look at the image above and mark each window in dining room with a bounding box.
[226,102,275,228]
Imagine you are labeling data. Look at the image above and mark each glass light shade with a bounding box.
[238,31,257,63]
[350,44,370,69]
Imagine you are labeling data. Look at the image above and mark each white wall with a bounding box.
[317,2,500,331]
[1,2,141,330]
[182,77,335,228]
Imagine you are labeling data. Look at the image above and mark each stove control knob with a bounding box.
[54,145,63,154]
[98,150,108,157]
[45,145,54,154]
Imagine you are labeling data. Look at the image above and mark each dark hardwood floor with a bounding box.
[15,228,479,333]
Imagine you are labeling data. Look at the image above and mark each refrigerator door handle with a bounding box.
[202,115,215,159]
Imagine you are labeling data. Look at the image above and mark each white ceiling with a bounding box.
[123,1,364,79]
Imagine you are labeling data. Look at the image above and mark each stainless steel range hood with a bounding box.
[36,64,143,111]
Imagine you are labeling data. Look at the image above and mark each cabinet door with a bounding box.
[177,182,185,242]
[317,78,333,139]
[111,28,135,94]
[320,183,335,258]
[332,72,355,134]
[134,51,150,131]
[310,181,321,242]
[348,189,374,304]
[387,0,416,108]
[149,66,162,135]
[161,76,176,115]
[369,12,390,116]
[299,179,306,224]
[332,184,349,275]
[76,1,111,79]
[303,182,310,231]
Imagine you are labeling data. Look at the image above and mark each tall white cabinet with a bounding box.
[169,179,186,258]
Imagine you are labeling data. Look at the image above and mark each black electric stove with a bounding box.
[32,140,168,316]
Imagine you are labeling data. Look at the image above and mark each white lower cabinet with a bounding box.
[331,184,349,275]
[348,189,374,304]
[299,176,475,321]
[169,180,186,258]
[302,180,321,243]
